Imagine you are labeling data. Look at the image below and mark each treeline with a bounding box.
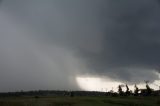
[0,90,106,97]
[0,83,159,97]
[110,83,160,97]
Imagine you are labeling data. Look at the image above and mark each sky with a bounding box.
[0,0,160,92]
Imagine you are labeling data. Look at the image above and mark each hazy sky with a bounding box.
[0,0,160,92]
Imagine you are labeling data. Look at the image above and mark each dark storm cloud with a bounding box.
[79,0,160,82]
[0,0,160,91]
[52,0,160,82]
[57,0,160,82]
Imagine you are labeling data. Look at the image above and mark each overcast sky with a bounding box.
[0,0,160,92]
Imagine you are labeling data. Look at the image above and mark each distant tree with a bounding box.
[126,84,129,92]
[70,91,74,97]
[118,85,123,96]
[134,84,139,96]
[125,84,130,96]
[146,82,152,96]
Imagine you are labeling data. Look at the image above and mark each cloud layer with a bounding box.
[0,0,160,91]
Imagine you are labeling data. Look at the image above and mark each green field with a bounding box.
[0,96,160,106]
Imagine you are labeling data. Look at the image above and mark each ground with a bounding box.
[0,96,160,106]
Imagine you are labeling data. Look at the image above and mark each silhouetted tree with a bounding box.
[134,84,139,96]
[146,82,152,96]
[125,84,130,96]
[118,85,123,96]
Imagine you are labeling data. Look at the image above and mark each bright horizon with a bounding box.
[76,75,160,92]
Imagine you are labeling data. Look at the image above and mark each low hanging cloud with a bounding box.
[0,0,160,91]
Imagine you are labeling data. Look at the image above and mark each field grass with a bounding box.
[0,96,159,106]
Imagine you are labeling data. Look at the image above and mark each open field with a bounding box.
[0,96,160,106]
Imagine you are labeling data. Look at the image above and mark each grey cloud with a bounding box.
[0,0,160,91]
